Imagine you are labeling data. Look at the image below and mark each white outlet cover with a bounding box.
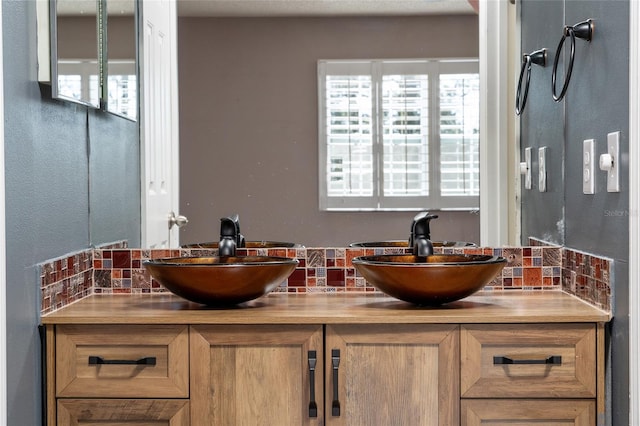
[583,139,595,194]
[538,146,547,192]
[524,147,532,190]
[606,131,620,192]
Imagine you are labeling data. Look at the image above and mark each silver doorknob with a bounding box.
[168,212,189,229]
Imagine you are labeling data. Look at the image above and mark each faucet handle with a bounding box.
[409,212,438,248]
[220,214,246,248]
[220,214,241,235]
[413,211,439,223]
[410,212,438,257]
[412,212,439,238]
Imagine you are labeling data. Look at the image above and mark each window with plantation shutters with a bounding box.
[318,59,479,211]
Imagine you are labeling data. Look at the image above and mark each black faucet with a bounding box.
[219,214,245,256]
[409,212,438,256]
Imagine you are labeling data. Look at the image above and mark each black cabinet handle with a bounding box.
[307,350,318,418]
[88,356,156,366]
[493,355,562,365]
[331,349,341,416]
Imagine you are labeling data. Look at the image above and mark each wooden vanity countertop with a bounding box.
[41,291,611,325]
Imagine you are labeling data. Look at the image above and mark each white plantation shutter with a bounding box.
[439,69,480,199]
[318,59,479,211]
[325,74,373,198]
[381,72,429,198]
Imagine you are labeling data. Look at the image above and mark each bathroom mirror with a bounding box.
[104,0,138,120]
[176,9,488,248]
[51,0,101,108]
[90,2,527,249]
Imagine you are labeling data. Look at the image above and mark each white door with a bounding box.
[139,0,182,248]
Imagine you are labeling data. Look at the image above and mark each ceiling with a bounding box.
[177,0,477,17]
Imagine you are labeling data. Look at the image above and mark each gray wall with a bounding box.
[3,1,140,424]
[520,1,629,424]
[177,16,480,247]
[520,0,565,244]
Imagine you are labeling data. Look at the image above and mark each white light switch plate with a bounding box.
[538,146,547,192]
[606,131,620,192]
[524,147,532,190]
[583,139,595,194]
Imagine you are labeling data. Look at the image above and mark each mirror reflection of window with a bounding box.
[54,0,101,107]
[106,61,137,119]
[57,60,100,106]
[318,59,480,211]
[439,73,480,198]
[105,0,137,120]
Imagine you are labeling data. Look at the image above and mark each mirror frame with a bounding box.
[46,0,138,120]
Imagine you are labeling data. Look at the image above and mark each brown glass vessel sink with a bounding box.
[143,256,298,305]
[352,254,506,305]
[350,240,476,248]
[182,241,302,249]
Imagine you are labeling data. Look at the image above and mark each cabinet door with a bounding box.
[57,399,189,425]
[461,399,595,426]
[190,324,324,426]
[325,324,459,426]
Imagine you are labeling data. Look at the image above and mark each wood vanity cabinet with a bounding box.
[460,323,600,426]
[325,324,459,426]
[49,324,190,425]
[190,324,324,425]
[190,323,458,426]
[42,293,608,426]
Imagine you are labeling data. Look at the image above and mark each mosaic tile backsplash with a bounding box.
[39,243,612,315]
[562,247,612,312]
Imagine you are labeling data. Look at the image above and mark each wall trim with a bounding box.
[629,0,639,423]
[479,0,510,246]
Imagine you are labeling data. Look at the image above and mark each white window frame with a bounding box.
[318,58,480,212]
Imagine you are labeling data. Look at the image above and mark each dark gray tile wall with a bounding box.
[520,1,629,424]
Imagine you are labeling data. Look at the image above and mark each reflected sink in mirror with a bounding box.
[349,240,476,248]
[182,241,302,249]
[352,254,506,305]
[143,256,298,305]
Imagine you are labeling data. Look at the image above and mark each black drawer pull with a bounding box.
[307,350,318,418]
[331,349,341,416]
[88,356,156,366]
[493,355,562,365]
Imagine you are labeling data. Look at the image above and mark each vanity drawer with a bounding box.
[55,324,189,398]
[58,399,190,425]
[461,323,596,398]
[461,399,595,425]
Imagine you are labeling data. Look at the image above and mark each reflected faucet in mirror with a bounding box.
[218,214,245,256]
[409,212,439,256]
